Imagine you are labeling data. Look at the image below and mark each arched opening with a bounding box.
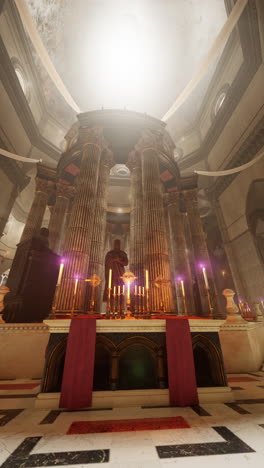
[193,346,214,387]
[192,334,226,387]
[42,337,67,393]
[118,344,157,390]
[93,344,111,390]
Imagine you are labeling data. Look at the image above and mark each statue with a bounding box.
[103,239,128,301]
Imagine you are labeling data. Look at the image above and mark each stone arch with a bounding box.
[192,334,226,387]
[94,335,117,391]
[117,335,162,390]
[42,337,67,393]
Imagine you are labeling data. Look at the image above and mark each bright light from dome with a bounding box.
[88,9,155,110]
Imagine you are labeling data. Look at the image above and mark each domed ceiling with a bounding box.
[26,0,227,139]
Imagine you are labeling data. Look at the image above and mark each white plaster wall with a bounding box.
[0,325,50,379]
[220,323,264,373]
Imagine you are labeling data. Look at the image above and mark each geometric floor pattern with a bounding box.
[0,373,264,467]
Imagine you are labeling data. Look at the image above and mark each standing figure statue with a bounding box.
[103,239,128,301]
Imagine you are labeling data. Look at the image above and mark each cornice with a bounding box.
[0,323,49,333]
[207,115,264,200]
[44,319,225,334]
[220,321,264,331]
[0,137,30,190]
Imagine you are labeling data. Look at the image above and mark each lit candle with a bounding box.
[108,269,112,289]
[57,262,64,286]
[145,269,149,290]
[74,278,78,296]
[181,280,185,297]
[202,267,209,289]
[113,286,116,296]
[118,285,120,295]
[135,285,137,295]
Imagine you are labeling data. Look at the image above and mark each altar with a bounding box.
[35,318,234,409]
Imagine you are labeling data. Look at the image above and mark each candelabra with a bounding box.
[85,274,102,314]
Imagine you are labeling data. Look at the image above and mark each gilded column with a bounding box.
[20,177,53,243]
[137,134,173,312]
[56,128,106,312]
[126,151,144,284]
[86,148,114,312]
[166,191,195,316]
[48,183,74,253]
[184,189,218,316]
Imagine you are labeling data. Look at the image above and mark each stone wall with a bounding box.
[0,324,49,379]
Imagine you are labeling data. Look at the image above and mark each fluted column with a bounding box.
[138,140,173,312]
[86,148,114,312]
[20,177,53,242]
[166,192,195,316]
[48,183,74,253]
[184,189,218,316]
[56,128,106,312]
[127,151,144,284]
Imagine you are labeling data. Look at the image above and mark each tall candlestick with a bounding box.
[142,286,145,296]
[135,285,137,295]
[113,286,116,296]
[122,285,125,294]
[57,263,64,286]
[127,281,130,300]
[74,278,78,296]
[202,267,209,289]
[108,269,112,289]
[118,285,120,295]
[180,280,185,297]
[139,286,141,295]
[145,269,149,290]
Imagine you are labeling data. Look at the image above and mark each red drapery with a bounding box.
[166,318,198,406]
[59,317,96,410]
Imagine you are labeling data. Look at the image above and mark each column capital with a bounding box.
[166,191,181,206]
[126,150,141,171]
[35,177,54,195]
[79,126,108,149]
[135,129,163,153]
[183,188,198,203]
[56,182,75,199]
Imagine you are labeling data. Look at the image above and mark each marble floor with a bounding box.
[0,373,264,467]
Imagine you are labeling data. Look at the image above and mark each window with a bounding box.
[11,58,31,103]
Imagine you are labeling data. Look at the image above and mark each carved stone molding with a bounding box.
[0,324,49,333]
[56,182,75,199]
[135,129,163,153]
[79,126,108,149]
[208,115,264,200]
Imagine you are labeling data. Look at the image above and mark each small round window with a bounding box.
[11,58,31,103]
[214,92,226,115]
[212,84,229,119]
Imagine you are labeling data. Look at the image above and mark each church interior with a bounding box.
[0,0,264,467]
